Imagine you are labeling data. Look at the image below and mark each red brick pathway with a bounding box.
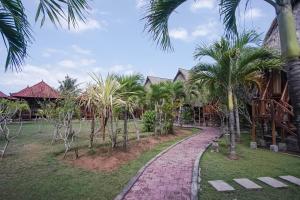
[123,127,220,200]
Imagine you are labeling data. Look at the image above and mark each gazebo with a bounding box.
[10,81,60,120]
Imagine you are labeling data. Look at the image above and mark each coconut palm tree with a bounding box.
[0,0,90,71]
[190,33,282,158]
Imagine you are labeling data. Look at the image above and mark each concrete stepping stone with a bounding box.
[279,175,300,186]
[233,178,262,189]
[208,180,235,191]
[258,177,288,188]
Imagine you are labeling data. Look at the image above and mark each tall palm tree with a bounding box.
[190,33,281,158]
[0,0,90,71]
[219,0,300,150]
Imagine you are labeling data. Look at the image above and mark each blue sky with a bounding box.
[0,0,276,94]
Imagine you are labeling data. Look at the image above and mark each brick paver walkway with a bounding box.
[123,127,220,200]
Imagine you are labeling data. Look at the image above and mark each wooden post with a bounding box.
[251,100,256,142]
[251,119,256,142]
[272,119,276,145]
[281,128,285,142]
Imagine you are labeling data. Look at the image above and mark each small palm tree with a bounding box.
[115,74,145,149]
[190,33,281,159]
[0,0,90,71]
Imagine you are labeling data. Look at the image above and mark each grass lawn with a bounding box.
[200,132,300,200]
[0,120,197,200]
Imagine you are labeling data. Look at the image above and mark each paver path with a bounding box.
[123,127,220,200]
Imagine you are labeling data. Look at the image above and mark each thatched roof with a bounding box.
[144,76,172,86]
[173,68,190,82]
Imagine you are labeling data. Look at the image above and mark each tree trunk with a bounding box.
[228,86,237,159]
[193,106,196,125]
[276,2,300,148]
[198,107,201,125]
[130,111,140,140]
[89,115,95,149]
[123,108,128,149]
[234,95,241,142]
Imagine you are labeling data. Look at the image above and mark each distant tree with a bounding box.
[58,75,80,95]
[0,0,91,71]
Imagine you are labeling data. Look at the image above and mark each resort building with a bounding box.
[10,81,60,120]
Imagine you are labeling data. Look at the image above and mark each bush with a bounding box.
[142,110,156,132]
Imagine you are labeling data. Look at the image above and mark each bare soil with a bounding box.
[62,128,193,172]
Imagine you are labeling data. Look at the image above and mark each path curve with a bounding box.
[118,127,221,200]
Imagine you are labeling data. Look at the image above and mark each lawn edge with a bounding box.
[191,128,222,200]
[114,129,201,200]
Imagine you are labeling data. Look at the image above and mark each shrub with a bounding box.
[142,110,156,132]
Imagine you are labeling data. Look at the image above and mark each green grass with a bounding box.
[200,133,300,200]
[0,121,196,200]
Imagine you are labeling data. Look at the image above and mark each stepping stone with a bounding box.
[233,178,262,189]
[279,175,300,186]
[208,180,235,191]
[258,177,288,188]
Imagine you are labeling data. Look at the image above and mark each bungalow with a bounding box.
[144,76,172,90]
[251,1,300,151]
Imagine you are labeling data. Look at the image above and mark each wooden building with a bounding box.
[251,2,300,151]
[10,81,60,120]
[144,76,172,90]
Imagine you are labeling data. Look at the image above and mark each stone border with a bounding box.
[114,131,201,200]
[191,130,223,200]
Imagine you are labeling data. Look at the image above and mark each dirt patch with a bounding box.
[62,128,194,172]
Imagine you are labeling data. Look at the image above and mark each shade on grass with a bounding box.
[200,133,300,200]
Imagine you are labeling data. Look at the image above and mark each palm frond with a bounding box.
[35,0,90,28]
[0,0,32,71]
[143,0,187,51]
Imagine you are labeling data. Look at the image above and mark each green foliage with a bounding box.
[58,75,80,96]
[142,110,156,132]
[0,99,29,116]
[0,0,90,70]
[182,107,193,124]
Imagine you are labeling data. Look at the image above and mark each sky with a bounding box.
[0,0,276,94]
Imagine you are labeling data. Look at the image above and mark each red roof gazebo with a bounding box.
[11,81,60,120]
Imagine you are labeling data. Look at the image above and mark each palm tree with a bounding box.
[58,75,80,96]
[219,0,300,151]
[1,0,90,71]
[143,0,300,148]
[88,74,125,147]
[115,74,144,149]
[190,33,281,159]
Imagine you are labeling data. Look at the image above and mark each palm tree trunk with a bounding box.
[123,108,128,149]
[276,2,300,148]
[234,94,241,142]
[198,107,201,125]
[89,114,95,149]
[228,86,237,159]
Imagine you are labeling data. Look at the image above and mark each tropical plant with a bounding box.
[190,32,282,158]
[219,0,300,150]
[1,0,90,71]
[0,99,29,159]
[115,74,145,149]
[142,110,156,132]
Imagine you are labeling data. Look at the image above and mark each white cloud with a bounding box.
[64,18,108,33]
[71,45,91,55]
[169,28,189,41]
[169,20,221,42]
[109,64,134,74]
[58,58,96,68]
[136,0,147,9]
[244,8,264,20]
[58,59,77,68]
[190,0,216,12]
[42,48,68,58]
